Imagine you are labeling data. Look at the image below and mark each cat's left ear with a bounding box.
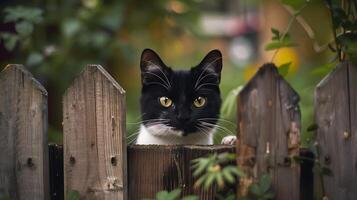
[195,49,222,82]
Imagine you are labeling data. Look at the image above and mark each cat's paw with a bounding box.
[221,135,237,145]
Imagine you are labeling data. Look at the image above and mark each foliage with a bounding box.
[150,189,198,200]
[220,85,243,119]
[191,152,245,190]
[66,190,80,200]
[0,6,43,51]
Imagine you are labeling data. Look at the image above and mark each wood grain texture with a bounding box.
[314,61,357,200]
[63,65,127,200]
[0,64,49,200]
[128,145,235,200]
[237,63,300,199]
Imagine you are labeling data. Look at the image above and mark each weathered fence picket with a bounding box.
[314,61,357,200]
[236,63,301,200]
[63,65,127,200]
[0,64,49,200]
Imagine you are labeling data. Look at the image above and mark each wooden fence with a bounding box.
[0,62,356,200]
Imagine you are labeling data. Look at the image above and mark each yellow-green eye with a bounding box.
[159,96,173,107]
[193,97,206,108]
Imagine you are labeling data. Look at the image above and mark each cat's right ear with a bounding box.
[140,49,170,85]
[140,48,166,73]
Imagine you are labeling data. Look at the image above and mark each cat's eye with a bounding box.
[159,96,173,107]
[193,97,206,108]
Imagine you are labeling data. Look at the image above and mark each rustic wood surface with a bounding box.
[128,145,235,200]
[63,65,127,200]
[314,61,357,200]
[0,64,49,200]
[236,63,301,199]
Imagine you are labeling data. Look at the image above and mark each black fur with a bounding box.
[140,49,222,136]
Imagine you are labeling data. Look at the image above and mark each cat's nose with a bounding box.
[177,113,190,122]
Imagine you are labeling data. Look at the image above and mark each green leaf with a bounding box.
[222,168,235,183]
[182,195,199,200]
[293,155,307,164]
[166,189,181,200]
[259,174,272,193]
[263,191,275,199]
[226,166,245,177]
[216,172,225,188]
[221,85,242,119]
[62,19,81,37]
[192,158,209,177]
[264,35,296,51]
[306,123,318,132]
[249,184,262,196]
[66,190,80,200]
[311,62,336,77]
[156,190,169,200]
[15,21,34,37]
[204,173,216,189]
[278,62,291,77]
[27,52,44,67]
[271,28,281,40]
[0,33,18,51]
[4,6,43,23]
[282,0,306,9]
[194,173,208,188]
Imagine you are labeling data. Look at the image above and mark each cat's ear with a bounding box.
[194,49,222,84]
[140,48,170,86]
[140,48,167,73]
[198,49,222,74]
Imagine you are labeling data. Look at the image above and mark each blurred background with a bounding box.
[0,0,335,146]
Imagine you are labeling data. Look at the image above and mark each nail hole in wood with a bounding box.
[27,158,34,167]
[70,156,76,165]
[324,156,331,165]
[111,156,117,166]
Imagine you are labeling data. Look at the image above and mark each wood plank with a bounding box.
[128,145,235,200]
[314,61,357,199]
[0,64,49,200]
[237,63,300,200]
[63,65,127,200]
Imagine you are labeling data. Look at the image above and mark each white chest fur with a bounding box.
[136,124,214,145]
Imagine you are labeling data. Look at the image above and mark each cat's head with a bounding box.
[140,48,222,139]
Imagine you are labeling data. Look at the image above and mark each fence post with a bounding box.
[236,63,301,200]
[0,64,49,200]
[63,65,127,200]
[314,61,357,200]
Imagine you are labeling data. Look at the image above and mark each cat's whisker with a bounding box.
[145,81,170,90]
[197,118,237,127]
[195,83,219,91]
[143,71,170,89]
[193,56,222,89]
[143,60,172,88]
[127,118,168,125]
[194,73,218,89]
[198,121,235,136]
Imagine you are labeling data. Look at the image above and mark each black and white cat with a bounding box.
[136,49,236,145]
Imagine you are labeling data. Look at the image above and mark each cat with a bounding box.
[135,48,236,145]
